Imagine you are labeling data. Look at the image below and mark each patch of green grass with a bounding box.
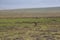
[0,18,60,40]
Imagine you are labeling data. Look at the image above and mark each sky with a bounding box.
[0,0,60,10]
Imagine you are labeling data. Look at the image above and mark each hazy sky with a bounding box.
[0,0,60,9]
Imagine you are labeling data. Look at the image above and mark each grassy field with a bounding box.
[0,17,60,40]
[0,7,60,40]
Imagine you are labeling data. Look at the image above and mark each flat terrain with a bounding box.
[0,18,60,40]
[0,7,60,40]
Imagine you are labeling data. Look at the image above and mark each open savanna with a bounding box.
[0,7,60,40]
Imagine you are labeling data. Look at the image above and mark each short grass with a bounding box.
[0,17,60,40]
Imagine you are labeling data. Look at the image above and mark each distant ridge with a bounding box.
[0,6,60,10]
[0,7,60,18]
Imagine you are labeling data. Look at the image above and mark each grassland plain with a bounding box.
[0,17,60,40]
[0,7,60,40]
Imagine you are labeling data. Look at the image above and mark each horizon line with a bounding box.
[0,6,60,10]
